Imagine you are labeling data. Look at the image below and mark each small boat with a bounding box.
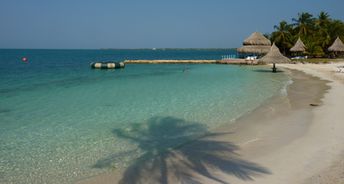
[90,62,125,69]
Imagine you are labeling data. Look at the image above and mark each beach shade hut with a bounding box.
[290,37,306,55]
[237,32,271,57]
[328,37,344,57]
[258,43,291,72]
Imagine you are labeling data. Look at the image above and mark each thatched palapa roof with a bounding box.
[290,37,306,52]
[237,32,271,54]
[328,37,344,52]
[243,32,271,45]
[258,43,291,64]
[237,45,271,54]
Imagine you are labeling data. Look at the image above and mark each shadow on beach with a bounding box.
[94,116,270,184]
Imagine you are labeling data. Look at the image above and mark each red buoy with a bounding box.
[21,57,28,63]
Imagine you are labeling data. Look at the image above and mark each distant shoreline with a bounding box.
[0,48,237,50]
[100,48,237,50]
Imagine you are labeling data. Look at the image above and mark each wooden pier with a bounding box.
[124,60,217,64]
[217,59,258,65]
[124,59,258,65]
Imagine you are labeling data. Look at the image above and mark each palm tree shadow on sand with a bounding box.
[94,116,270,184]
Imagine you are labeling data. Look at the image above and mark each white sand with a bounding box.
[279,62,344,83]
[275,62,344,184]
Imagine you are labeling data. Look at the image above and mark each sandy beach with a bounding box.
[213,62,344,184]
[279,62,344,184]
[78,62,344,184]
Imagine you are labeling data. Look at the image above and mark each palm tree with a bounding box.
[328,20,344,41]
[315,12,331,50]
[272,21,293,54]
[292,12,315,36]
[316,11,330,28]
[304,37,325,57]
[270,12,344,57]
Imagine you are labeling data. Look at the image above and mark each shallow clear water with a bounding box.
[0,49,288,183]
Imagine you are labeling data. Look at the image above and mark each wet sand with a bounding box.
[77,63,344,184]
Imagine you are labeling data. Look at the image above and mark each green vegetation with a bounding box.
[267,12,344,57]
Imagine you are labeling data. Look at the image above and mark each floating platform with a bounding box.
[90,62,125,69]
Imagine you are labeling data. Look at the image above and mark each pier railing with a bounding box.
[221,55,237,60]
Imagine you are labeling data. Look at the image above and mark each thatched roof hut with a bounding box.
[243,32,271,45]
[237,32,271,55]
[328,37,344,52]
[258,43,291,64]
[237,45,271,54]
[290,37,306,52]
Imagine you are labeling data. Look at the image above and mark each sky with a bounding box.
[0,0,343,49]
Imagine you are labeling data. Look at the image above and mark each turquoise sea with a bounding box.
[0,49,289,184]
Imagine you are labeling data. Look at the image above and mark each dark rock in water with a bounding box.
[310,103,319,106]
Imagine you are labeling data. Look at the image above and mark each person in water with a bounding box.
[182,66,189,72]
